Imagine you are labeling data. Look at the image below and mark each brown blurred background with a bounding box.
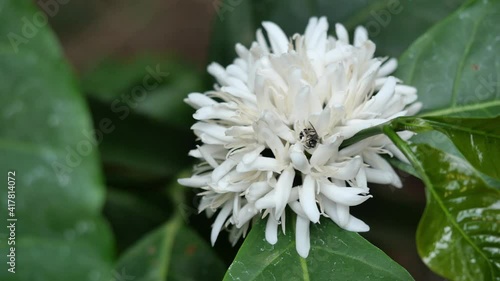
[47,0,216,72]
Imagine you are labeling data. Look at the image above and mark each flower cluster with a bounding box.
[179,17,420,258]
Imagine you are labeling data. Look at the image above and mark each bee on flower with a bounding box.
[179,16,421,258]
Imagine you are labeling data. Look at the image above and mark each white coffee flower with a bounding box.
[179,16,421,258]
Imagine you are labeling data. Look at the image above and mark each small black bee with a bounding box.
[299,124,319,149]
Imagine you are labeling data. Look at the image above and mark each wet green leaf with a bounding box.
[224,217,413,281]
[115,215,225,281]
[396,0,500,118]
[0,1,114,280]
[393,116,500,179]
[384,127,500,281]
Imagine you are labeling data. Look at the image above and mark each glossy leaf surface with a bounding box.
[0,1,114,280]
[224,218,413,281]
[396,0,500,118]
[385,127,500,281]
[394,116,500,179]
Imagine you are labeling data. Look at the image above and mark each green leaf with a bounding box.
[384,126,500,281]
[396,0,500,118]
[114,215,226,281]
[0,1,114,280]
[225,217,414,281]
[210,0,464,65]
[393,116,500,179]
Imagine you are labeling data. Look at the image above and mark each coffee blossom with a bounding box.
[179,17,420,258]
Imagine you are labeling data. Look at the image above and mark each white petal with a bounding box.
[365,168,396,186]
[265,213,279,245]
[254,190,275,209]
[280,211,286,234]
[322,199,369,232]
[363,152,402,188]
[339,139,371,158]
[336,203,350,227]
[178,175,210,188]
[386,143,409,163]
[231,79,251,93]
[304,17,318,43]
[207,62,229,86]
[191,122,233,144]
[242,145,265,164]
[245,181,272,202]
[310,136,342,166]
[197,144,220,168]
[255,121,286,159]
[293,86,313,121]
[212,159,238,182]
[290,144,310,174]
[262,21,289,55]
[236,203,258,228]
[314,107,332,137]
[235,43,249,59]
[289,187,300,202]
[334,121,383,139]
[289,200,307,218]
[324,156,363,180]
[255,187,299,209]
[262,111,295,143]
[213,178,249,193]
[335,23,349,43]
[227,64,248,82]
[211,202,233,245]
[395,85,417,104]
[225,125,254,138]
[256,28,270,53]
[184,93,216,109]
[377,58,398,77]
[233,195,241,220]
[365,76,397,112]
[354,26,368,47]
[295,216,311,258]
[319,181,371,206]
[325,45,353,64]
[299,176,320,223]
[355,167,368,188]
[221,86,256,103]
[275,166,295,218]
[189,144,225,160]
[321,197,340,224]
[407,102,423,115]
[306,16,328,54]
[237,157,283,173]
[344,215,370,232]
